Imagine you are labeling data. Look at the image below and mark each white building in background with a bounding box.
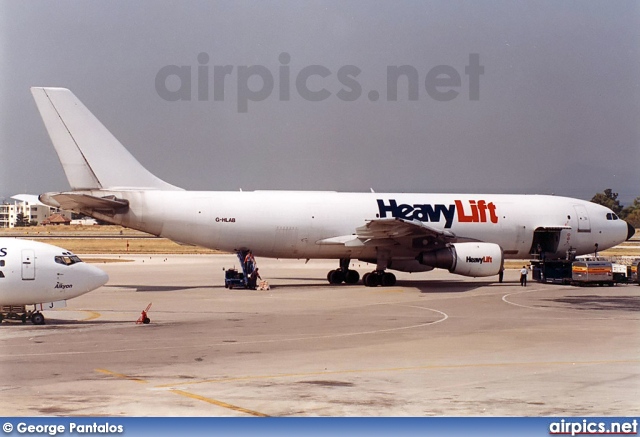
[0,194,72,228]
[70,218,98,225]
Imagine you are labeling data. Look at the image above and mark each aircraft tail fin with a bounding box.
[31,87,182,191]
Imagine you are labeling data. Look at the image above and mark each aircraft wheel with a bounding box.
[143,317,151,324]
[31,312,45,325]
[329,269,345,284]
[362,273,370,286]
[364,272,381,287]
[381,272,396,287]
[327,270,336,283]
[344,270,360,284]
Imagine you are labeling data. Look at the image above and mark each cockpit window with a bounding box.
[55,255,84,266]
[606,213,619,221]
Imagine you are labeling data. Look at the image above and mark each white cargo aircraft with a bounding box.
[0,238,109,324]
[31,87,634,287]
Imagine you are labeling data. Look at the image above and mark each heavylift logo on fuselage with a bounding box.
[466,256,494,264]
[377,199,499,228]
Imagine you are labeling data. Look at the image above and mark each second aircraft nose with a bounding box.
[86,265,109,290]
[627,221,636,241]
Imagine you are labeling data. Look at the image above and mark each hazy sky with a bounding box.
[1,1,638,204]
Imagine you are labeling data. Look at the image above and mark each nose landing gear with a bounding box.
[0,307,46,325]
[30,312,45,325]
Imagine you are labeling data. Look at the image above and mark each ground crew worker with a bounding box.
[244,250,255,273]
[249,268,261,290]
[520,265,528,287]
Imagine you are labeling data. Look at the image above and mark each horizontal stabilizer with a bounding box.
[39,192,129,213]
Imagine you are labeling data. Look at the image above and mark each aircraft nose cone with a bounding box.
[95,269,109,288]
[86,265,109,290]
[627,221,636,241]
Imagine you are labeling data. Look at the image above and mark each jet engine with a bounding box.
[418,242,503,277]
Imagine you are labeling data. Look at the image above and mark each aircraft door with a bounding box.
[573,205,591,232]
[530,228,562,257]
[21,249,35,280]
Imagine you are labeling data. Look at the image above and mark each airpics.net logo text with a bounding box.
[155,52,483,112]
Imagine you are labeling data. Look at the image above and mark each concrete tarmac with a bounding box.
[1,254,639,416]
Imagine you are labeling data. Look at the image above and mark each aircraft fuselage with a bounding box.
[73,190,629,265]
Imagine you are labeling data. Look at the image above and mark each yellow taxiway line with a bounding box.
[95,368,268,417]
[96,368,148,384]
[169,389,269,417]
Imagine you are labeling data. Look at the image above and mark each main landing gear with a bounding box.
[362,271,396,287]
[327,258,360,284]
[362,250,396,287]
[326,258,397,287]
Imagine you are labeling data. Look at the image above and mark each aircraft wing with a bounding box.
[318,218,457,248]
[356,217,455,240]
